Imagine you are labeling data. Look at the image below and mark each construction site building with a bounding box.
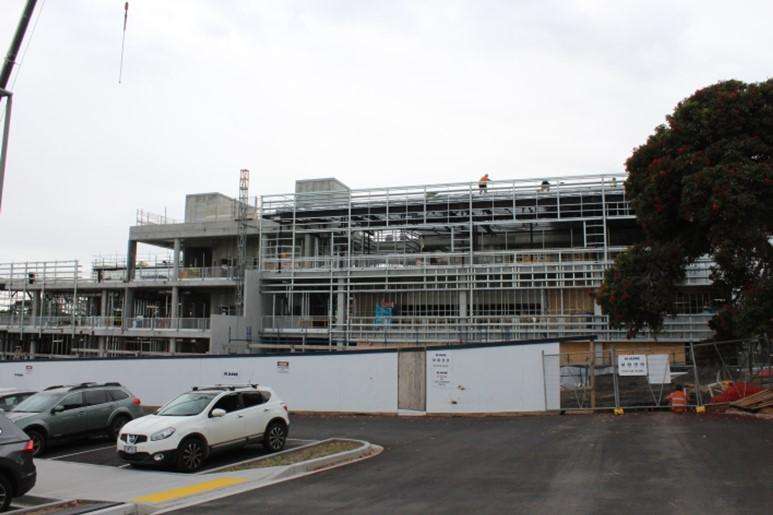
[0,174,715,358]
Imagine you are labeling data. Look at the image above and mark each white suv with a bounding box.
[117,384,289,472]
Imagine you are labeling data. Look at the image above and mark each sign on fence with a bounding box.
[431,352,451,388]
[618,354,648,376]
[646,354,671,384]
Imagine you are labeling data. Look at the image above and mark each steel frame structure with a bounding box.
[258,174,714,345]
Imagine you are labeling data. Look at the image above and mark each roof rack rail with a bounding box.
[103,382,122,387]
[191,384,259,392]
[44,385,64,391]
[69,382,99,391]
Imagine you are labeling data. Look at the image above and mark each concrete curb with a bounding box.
[200,438,321,475]
[87,504,139,515]
[274,438,374,480]
[13,499,135,515]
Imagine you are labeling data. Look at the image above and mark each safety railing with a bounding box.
[261,313,714,342]
[0,315,209,332]
[260,248,713,286]
[176,266,237,280]
[127,317,210,331]
[127,266,238,282]
[262,248,627,272]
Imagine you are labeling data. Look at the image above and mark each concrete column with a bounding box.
[459,291,467,318]
[31,291,40,321]
[304,234,312,257]
[98,336,106,357]
[170,285,179,355]
[336,277,346,328]
[29,338,36,359]
[100,291,108,316]
[126,240,138,281]
[171,286,179,318]
[173,238,181,280]
[123,288,134,327]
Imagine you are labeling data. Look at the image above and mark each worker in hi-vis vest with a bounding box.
[479,173,490,193]
[666,385,688,413]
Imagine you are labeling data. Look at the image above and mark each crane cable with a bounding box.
[118,1,129,84]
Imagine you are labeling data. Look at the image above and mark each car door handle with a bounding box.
[263,408,270,412]
[237,414,244,418]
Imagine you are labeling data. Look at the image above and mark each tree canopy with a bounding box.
[596,79,773,340]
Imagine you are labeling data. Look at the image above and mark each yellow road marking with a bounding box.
[133,477,247,504]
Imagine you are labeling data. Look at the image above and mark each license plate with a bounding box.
[124,445,137,454]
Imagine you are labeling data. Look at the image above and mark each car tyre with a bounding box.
[0,473,12,512]
[26,428,46,457]
[263,421,287,453]
[110,415,131,440]
[176,437,206,472]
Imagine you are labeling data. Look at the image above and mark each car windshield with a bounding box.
[157,392,217,416]
[12,391,63,413]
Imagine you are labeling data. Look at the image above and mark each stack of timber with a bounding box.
[729,389,773,414]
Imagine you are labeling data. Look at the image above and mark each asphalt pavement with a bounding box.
[173,412,773,515]
[43,438,307,472]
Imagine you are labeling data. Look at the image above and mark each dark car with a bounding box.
[0,412,36,512]
[9,382,144,456]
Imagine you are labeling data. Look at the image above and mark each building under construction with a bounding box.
[0,173,715,359]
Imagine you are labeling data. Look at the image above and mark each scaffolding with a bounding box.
[258,174,715,346]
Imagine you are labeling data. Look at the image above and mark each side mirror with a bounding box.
[51,405,64,414]
[211,408,226,418]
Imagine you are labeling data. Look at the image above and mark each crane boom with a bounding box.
[0,0,39,210]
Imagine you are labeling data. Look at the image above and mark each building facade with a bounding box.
[0,174,715,358]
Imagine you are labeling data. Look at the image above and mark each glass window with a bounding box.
[242,392,269,408]
[83,390,109,406]
[60,392,84,410]
[157,393,217,416]
[109,389,129,401]
[12,391,62,413]
[212,394,241,413]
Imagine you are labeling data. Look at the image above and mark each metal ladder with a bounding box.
[584,220,606,247]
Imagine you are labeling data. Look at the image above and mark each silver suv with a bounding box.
[8,382,144,456]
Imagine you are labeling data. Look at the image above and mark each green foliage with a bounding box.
[598,79,773,339]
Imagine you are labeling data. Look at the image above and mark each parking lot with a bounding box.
[8,411,772,513]
[38,435,310,472]
[174,412,773,515]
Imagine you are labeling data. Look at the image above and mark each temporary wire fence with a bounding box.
[543,337,771,412]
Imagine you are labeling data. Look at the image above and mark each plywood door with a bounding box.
[398,350,426,411]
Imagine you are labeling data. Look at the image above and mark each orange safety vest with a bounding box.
[667,390,687,411]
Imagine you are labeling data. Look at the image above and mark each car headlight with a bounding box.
[150,427,176,441]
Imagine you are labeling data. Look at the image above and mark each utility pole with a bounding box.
[0,0,38,210]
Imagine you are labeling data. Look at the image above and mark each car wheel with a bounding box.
[263,421,287,452]
[0,473,12,512]
[110,415,131,439]
[25,429,46,457]
[176,437,206,472]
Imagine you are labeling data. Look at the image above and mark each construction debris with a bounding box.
[729,389,773,413]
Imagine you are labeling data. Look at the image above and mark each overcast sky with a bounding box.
[0,0,770,267]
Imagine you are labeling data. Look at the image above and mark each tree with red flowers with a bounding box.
[597,79,773,340]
